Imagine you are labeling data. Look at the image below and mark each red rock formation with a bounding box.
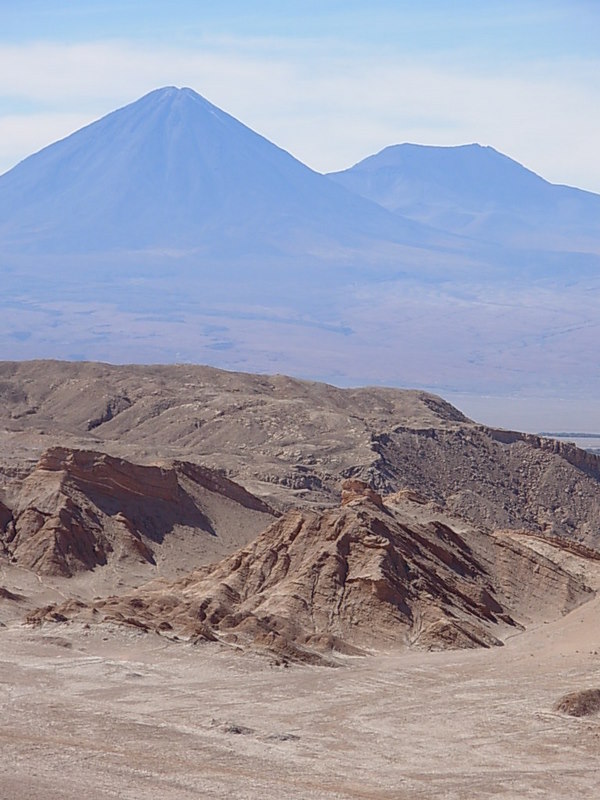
[28,493,591,661]
[3,447,275,577]
[341,479,384,508]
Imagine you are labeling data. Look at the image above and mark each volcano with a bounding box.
[328,142,600,251]
[0,86,438,256]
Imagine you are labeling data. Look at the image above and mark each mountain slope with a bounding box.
[0,87,442,256]
[328,143,600,251]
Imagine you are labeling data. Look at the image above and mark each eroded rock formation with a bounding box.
[29,490,591,662]
[2,447,275,577]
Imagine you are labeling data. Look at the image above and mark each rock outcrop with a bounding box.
[29,490,591,661]
[2,447,275,577]
[340,479,384,508]
[554,689,600,717]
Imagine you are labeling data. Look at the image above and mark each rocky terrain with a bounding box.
[29,481,591,665]
[2,359,599,542]
[2,359,600,797]
[1,359,600,651]
[1,446,274,579]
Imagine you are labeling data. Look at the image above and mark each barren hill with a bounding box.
[1,360,599,550]
[0,446,274,580]
[30,483,591,663]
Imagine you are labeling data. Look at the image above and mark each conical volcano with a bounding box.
[0,86,432,255]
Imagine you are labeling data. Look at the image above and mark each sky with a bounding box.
[0,1,599,190]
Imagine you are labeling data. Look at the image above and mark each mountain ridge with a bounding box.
[2,359,600,547]
[1,88,600,410]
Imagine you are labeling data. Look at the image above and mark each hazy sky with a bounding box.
[1,1,598,190]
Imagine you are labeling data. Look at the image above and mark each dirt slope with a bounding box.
[30,483,591,662]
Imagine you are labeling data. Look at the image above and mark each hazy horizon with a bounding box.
[1,4,599,434]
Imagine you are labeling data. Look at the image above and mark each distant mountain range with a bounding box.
[1,86,599,427]
[0,87,442,256]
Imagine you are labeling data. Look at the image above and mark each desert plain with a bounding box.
[2,594,600,800]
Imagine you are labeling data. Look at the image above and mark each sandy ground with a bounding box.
[2,591,600,800]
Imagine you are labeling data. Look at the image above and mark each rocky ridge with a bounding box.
[1,446,275,578]
[29,482,592,663]
[2,360,599,547]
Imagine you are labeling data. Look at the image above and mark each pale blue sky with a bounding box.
[1,1,599,189]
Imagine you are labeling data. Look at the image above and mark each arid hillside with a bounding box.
[3,360,600,798]
[1,446,275,579]
[2,360,600,644]
[29,481,592,664]
[1,360,599,546]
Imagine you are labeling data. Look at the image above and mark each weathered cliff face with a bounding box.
[364,426,600,547]
[0,500,14,573]
[1,447,275,578]
[0,499,11,532]
[29,491,591,663]
[486,427,600,481]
